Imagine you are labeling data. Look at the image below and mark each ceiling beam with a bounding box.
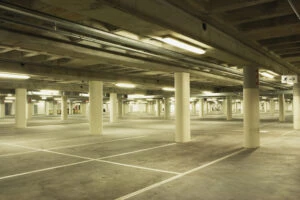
[246,24,300,40]
[223,0,293,25]
[98,0,296,75]
[210,0,276,13]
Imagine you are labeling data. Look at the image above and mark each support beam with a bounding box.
[243,66,260,148]
[0,98,4,118]
[198,98,204,118]
[226,96,232,120]
[61,96,68,120]
[156,99,161,117]
[164,97,171,120]
[293,83,300,129]
[110,93,118,123]
[175,72,191,143]
[15,88,27,128]
[27,98,32,120]
[279,94,285,122]
[89,81,103,134]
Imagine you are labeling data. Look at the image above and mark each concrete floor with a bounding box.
[0,112,299,199]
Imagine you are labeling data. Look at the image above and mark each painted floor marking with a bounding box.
[115,148,246,200]
[48,136,147,150]
[0,142,178,180]
[0,150,39,157]
[0,160,92,181]
[98,143,176,159]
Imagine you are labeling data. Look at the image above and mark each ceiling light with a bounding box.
[116,83,136,88]
[0,72,30,79]
[31,90,59,96]
[128,94,145,99]
[161,37,206,54]
[162,87,175,92]
[4,100,13,103]
[5,96,15,100]
[259,72,274,79]
[266,70,279,76]
[202,91,213,94]
[79,93,89,97]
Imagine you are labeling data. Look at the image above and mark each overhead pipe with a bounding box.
[0,2,289,89]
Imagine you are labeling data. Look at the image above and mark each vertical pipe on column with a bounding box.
[16,88,27,128]
[243,66,260,148]
[293,83,300,129]
[89,81,103,134]
[61,96,68,120]
[175,72,190,142]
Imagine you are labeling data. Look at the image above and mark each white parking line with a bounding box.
[99,143,176,159]
[48,136,147,150]
[0,142,178,180]
[0,160,92,181]
[115,148,246,200]
[0,150,39,157]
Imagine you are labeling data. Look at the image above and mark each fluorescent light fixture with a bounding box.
[31,90,59,96]
[116,83,136,88]
[161,37,206,54]
[267,70,279,76]
[287,82,294,85]
[202,91,213,94]
[5,96,15,100]
[4,100,13,103]
[260,72,274,79]
[190,97,196,101]
[0,72,30,79]
[54,97,61,101]
[162,87,175,92]
[128,94,145,99]
[79,93,89,97]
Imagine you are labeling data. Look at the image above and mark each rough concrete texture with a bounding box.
[0,112,299,199]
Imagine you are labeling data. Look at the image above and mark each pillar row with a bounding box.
[61,96,68,120]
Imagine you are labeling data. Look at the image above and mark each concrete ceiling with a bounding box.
[0,0,298,97]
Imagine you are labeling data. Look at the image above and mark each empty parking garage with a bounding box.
[1,0,300,199]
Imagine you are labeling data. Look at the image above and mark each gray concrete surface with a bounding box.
[0,112,299,199]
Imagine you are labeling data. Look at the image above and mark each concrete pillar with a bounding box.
[293,83,300,129]
[110,93,118,123]
[226,96,232,120]
[270,99,275,115]
[122,102,126,116]
[240,100,244,114]
[156,99,161,117]
[118,99,123,118]
[81,102,86,116]
[89,81,103,135]
[45,101,50,115]
[53,102,58,116]
[68,102,72,115]
[263,101,267,112]
[243,66,260,148]
[279,94,285,122]
[61,96,68,120]
[15,88,27,128]
[0,98,5,118]
[164,97,171,120]
[175,72,190,142]
[198,98,204,118]
[27,98,32,120]
[11,101,15,115]
[191,101,196,115]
